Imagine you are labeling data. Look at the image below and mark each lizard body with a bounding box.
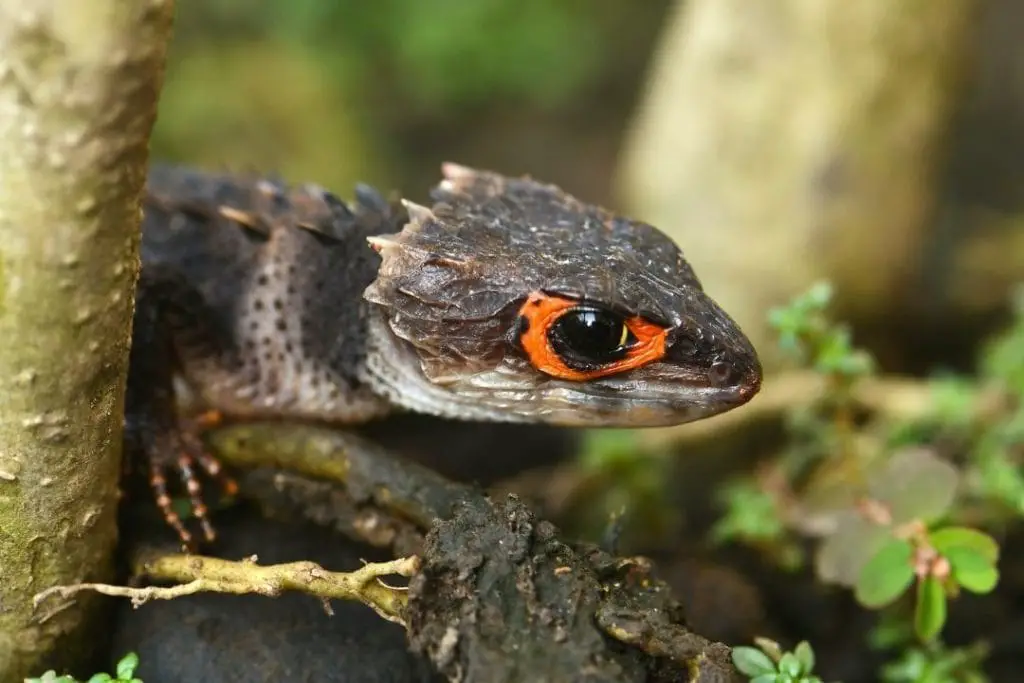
[127,163,762,545]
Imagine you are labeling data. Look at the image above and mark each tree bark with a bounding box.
[0,1,175,678]
[617,0,979,370]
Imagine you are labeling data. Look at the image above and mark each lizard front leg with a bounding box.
[124,267,238,549]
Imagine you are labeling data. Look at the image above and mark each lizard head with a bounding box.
[361,163,762,428]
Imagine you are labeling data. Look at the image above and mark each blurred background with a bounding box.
[154,0,1024,379]
[153,0,667,208]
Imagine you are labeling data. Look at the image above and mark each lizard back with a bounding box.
[140,165,406,422]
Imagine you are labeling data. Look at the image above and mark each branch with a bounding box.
[193,423,744,682]
[203,423,471,548]
[35,554,420,626]
[234,468,428,557]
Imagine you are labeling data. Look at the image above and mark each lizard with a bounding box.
[126,162,763,547]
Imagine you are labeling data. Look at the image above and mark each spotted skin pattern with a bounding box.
[129,167,402,548]
[128,164,762,548]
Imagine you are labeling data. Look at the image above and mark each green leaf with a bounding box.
[855,538,915,608]
[750,675,778,683]
[929,527,999,565]
[731,646,777,677]
[869,449,959,523]
[944,546,1000,594]
[767,307,798,333]
[806,281,833,308]
[115,653,140,680]
[816,512,891,587]
[753,637,784,663]
[777,652,802,677]
[793,641,815,674]
[915,576,947,641]
[971,444,1024,513]
[711,480,786,545]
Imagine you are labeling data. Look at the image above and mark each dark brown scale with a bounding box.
[126,166,405,548]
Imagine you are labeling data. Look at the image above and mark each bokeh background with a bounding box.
[153,0,668,205]
[154,0,1024,382]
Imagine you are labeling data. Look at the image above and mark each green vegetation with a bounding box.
[173,0,607,111]
[574,282,1022,683]
[720,283,1024,681]
[152,0,661,193]
[732,639,826,683]
[27,653,143,683]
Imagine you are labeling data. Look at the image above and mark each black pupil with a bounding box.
[548,307,634,371]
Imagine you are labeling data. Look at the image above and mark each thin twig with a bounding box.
[34,554,420,626]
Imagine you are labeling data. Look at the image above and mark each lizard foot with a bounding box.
[130,410,238,550]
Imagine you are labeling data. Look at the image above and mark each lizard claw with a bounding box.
[131,410,237,551]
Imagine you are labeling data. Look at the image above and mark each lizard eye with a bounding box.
[548,306,636,369]
[515,291,670,381]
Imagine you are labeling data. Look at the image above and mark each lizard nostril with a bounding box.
[708,361,735,386]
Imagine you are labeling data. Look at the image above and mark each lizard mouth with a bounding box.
[428,363,761,428]
[548,372,762,427]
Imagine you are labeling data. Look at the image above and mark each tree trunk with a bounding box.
[0,1,175,678]
[617,0,979,370]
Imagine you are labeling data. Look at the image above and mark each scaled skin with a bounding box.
[364,164,761,427]
[126,163,763,544]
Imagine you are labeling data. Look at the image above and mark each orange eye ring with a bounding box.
[515,291,669,381]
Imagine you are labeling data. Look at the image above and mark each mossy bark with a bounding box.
[0,1,175,678]
[618,0,979,370]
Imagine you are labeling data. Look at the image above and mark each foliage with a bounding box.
[27,653,143,683]
[171,0,612,113]
[151,44,384,198]
[732,639,827,683]
[715,282,1024,679]
[152,0,665,227]
[879,642,990,683]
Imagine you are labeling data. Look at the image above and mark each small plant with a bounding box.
[27,652,143,683]
[879,642,990,683]
[713,283,877,562]
[732,638,828,683]
[715,282,1024,679]
[769,281,874,387]
[814,447,1000,640]
[854,522,999,640]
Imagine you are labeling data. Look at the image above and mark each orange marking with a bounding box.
[193,409,223,429]
[517,291,669,381]
[221,478,239,497]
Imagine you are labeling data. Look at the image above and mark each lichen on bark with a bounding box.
[0,1,175,678]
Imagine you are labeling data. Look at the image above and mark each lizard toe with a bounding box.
[131,415,235,551]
